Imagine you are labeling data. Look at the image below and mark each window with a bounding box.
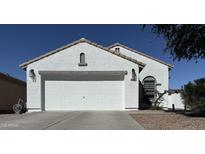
[78,53,87,66]
[115,48,120,54]
[143,76,156,99]
[80,53,85,63]
[131,69,137,81]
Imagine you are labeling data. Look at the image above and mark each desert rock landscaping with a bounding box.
[130,110,205,130]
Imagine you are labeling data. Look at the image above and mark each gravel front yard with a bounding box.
[130,111,205,130]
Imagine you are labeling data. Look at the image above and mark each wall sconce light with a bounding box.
[131,69,137,81]
[29,69,36,82]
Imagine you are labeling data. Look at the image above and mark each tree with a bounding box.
[181,78,205,111]
[145,25,205,61]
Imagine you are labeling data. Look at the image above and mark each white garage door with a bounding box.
[44,80,124,110]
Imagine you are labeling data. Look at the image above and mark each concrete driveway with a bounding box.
[0,111,143,130]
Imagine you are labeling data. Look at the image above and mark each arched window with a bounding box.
[131,69,137,81]
[80,53,85,63]
[143,76,156,99]
[78,53,87,66]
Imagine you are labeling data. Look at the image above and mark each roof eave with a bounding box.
[108,43,174,69]
[0,72,26,86]
[19,38,146,69]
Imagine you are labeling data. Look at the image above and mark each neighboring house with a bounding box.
[0,72,26,113]
[20,38,183,111]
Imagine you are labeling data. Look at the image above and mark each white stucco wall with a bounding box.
[26,42,140,111]
[168,93,184,110]
[110,46,170,108]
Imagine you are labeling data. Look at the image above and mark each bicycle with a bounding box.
[13,98,27,114]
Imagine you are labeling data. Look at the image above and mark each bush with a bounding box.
[181,78,205,111]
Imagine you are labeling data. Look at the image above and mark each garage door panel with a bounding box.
[44,80,123,110]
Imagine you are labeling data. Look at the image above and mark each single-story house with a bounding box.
[20,38,184,111]
[0,72,26,113]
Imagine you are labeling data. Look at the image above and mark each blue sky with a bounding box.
[0,24,204,89]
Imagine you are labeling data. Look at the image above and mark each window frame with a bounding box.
[78,52,88,66]
[143,76,156,100]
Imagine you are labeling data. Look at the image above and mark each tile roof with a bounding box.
[0,72,26,86]
[107,43,173,69]
[20,38,146,69]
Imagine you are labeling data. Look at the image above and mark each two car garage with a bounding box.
[40,71,127,111]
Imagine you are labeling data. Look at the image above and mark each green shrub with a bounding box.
[181,78,205,111]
